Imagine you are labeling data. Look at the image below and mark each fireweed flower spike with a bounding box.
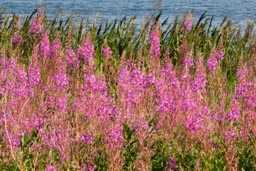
[102,40,113,58]
[105,124,123,149]
[225,98,241,122]
[184,56,194,67]
[51,38,61,58]
[12,33,23,44]
[45,165,57,171]
[207,49,224,73]
[82,165,95,171]
[66,49,79,71]
[39,33,50,58]
[207,54,218,72]
[28,64,40,86]
[193,56,207,94]
[183,12,193,31]
[78,33,95,73]
[149,23,161,58]
[167,158,177,171]
[29,12,43,35]
[215,50,224,61]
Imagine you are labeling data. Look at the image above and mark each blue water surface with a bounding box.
[1,0,256,28]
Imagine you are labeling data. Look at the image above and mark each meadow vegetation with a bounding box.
[0,8,256,171]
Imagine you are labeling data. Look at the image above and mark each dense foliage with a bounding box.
[0,8,256,171]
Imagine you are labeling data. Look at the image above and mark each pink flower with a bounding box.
[78,43,95,63]
[192,57,207,93]
[80,133,94,144]
[167,158,177,171]
[185,114,203,133]
[82,165,95,171]
[66,49,79,70]
[193,71,207,93]
[12,33,23,44]
[54,73,69,89]
[207,56,218,72]
[106,124,123,149]
[224,128,237,140]
[149,30,161,58]
[39,33,50,58]
[2,132,21,149]
[184,56,194,67]
[225,99,240,122]
[215,51,224,61]
[45,165,57,171]
[102,46,113,58]
[183,13,193,31]
[28,65,40,86]
[30,13,42,35]
[51,38,61,57]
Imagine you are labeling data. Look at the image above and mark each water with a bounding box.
[1,0,256,28]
